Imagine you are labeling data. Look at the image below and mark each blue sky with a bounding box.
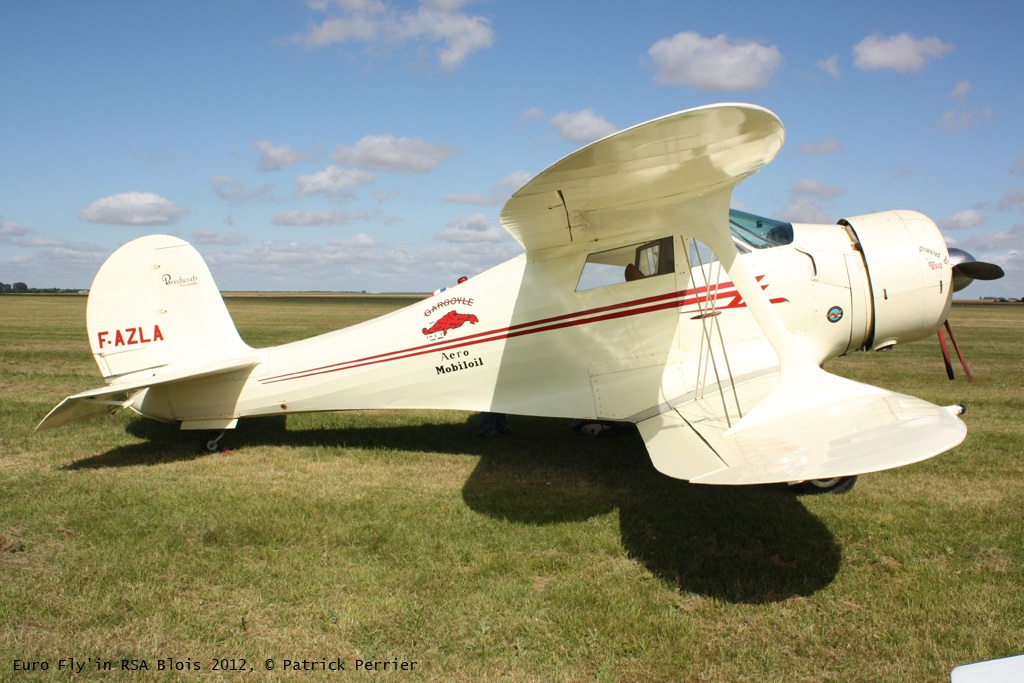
[2,0,1022,296]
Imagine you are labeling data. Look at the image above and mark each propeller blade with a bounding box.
[952,260,1004,281]
[948,247,1006,292]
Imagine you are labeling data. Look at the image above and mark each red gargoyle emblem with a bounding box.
[422,311,479,337]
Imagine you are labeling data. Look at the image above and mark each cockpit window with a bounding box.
[729,209,794,249]
[576,237,674,291]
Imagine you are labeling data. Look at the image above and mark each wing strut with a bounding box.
[685,237,743,428]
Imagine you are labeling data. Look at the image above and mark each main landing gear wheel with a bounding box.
[201,430,228,453]
[791,476,858,495]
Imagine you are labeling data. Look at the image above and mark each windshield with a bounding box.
[729,209,794,249]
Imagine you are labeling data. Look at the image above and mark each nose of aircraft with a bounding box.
[839,210,953,350]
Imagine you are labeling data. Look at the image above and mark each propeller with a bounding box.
[949,247,1005,292]
[938,248,1005,382]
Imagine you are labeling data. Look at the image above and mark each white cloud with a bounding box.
[649,31,782,91]
[935,107,993,132]
[444,170,533,206]
[999,188,1024,214]
[948,80,971,102]
[774,199,833,225]
[1,217,32,242]
[78,192,188,226]
[285,0,494,72]
[789,177,844,199]
[958,225,1024,252]
[852,32,953,74]
[293,165,376,199]
[333,135,452,174]
[816,55,840,79]
[520,108,545,123]
[211,176,276,204]
[939,209,987,230]
[1012,156,1024,176]
[253,139,305,171]
[193,229,244,246]
[272,209,372,226]
[434,214,507,243]
[799,138,846,155]
[550,109,617,145]
[372,189,400,203]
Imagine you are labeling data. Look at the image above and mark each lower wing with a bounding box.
[638,366,966,485]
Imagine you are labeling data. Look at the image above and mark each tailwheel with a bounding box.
[790,476,858,495]
[201,429,228,453]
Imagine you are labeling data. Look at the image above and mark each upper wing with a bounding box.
[500,103,784,252]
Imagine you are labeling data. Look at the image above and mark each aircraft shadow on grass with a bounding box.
[63,414,840,604]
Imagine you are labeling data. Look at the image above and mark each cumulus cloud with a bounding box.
[799,138,846,155]
[935,107,993,132]
[293,165,376,199]
[211,176,276,205]
[774,198,833,225]
[444,171,533,206]
[999,188,1024,214]
[852,32,953,74]
[272,209,372,226]
[1,216,32,242]
[958,225,1024,252]
[284,0,494,72]
[333,135,452,174]
[939,209,988,230]
[434,214,507,243]
[253,139,305,171]
[550,109,617,145]
[520,107,545,123]
[789,177,845,199]
[78,192,188,226]
[816,55,840,79]
[948,80,971,102]
[649,31,782,91]
[193,229,244,246]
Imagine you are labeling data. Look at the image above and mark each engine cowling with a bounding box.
[839,210,952,350]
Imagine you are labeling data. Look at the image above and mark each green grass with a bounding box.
[1,295,1022,681]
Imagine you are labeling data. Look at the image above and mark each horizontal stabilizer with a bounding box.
[36,356,257,431]
[639,370,966,485]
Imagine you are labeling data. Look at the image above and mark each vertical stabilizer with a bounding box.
[86,235,250,381]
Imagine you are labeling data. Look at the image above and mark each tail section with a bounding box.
[86,235,249,381]
[37,236,256,431]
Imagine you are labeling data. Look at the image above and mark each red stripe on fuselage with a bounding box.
[258,279,783,385]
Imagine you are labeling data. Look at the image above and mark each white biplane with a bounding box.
[38,103,1003,492]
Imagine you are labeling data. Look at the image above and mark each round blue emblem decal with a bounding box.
[826,306,844,323]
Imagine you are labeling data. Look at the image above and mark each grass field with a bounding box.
[2,295,1022,682]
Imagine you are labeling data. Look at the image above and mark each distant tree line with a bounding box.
[0,282,83,294]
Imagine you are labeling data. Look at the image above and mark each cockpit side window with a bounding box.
[576,237,674,292]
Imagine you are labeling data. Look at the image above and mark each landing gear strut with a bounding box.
[790,476,858,495]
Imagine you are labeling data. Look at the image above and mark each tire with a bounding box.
[791,475,858,495]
